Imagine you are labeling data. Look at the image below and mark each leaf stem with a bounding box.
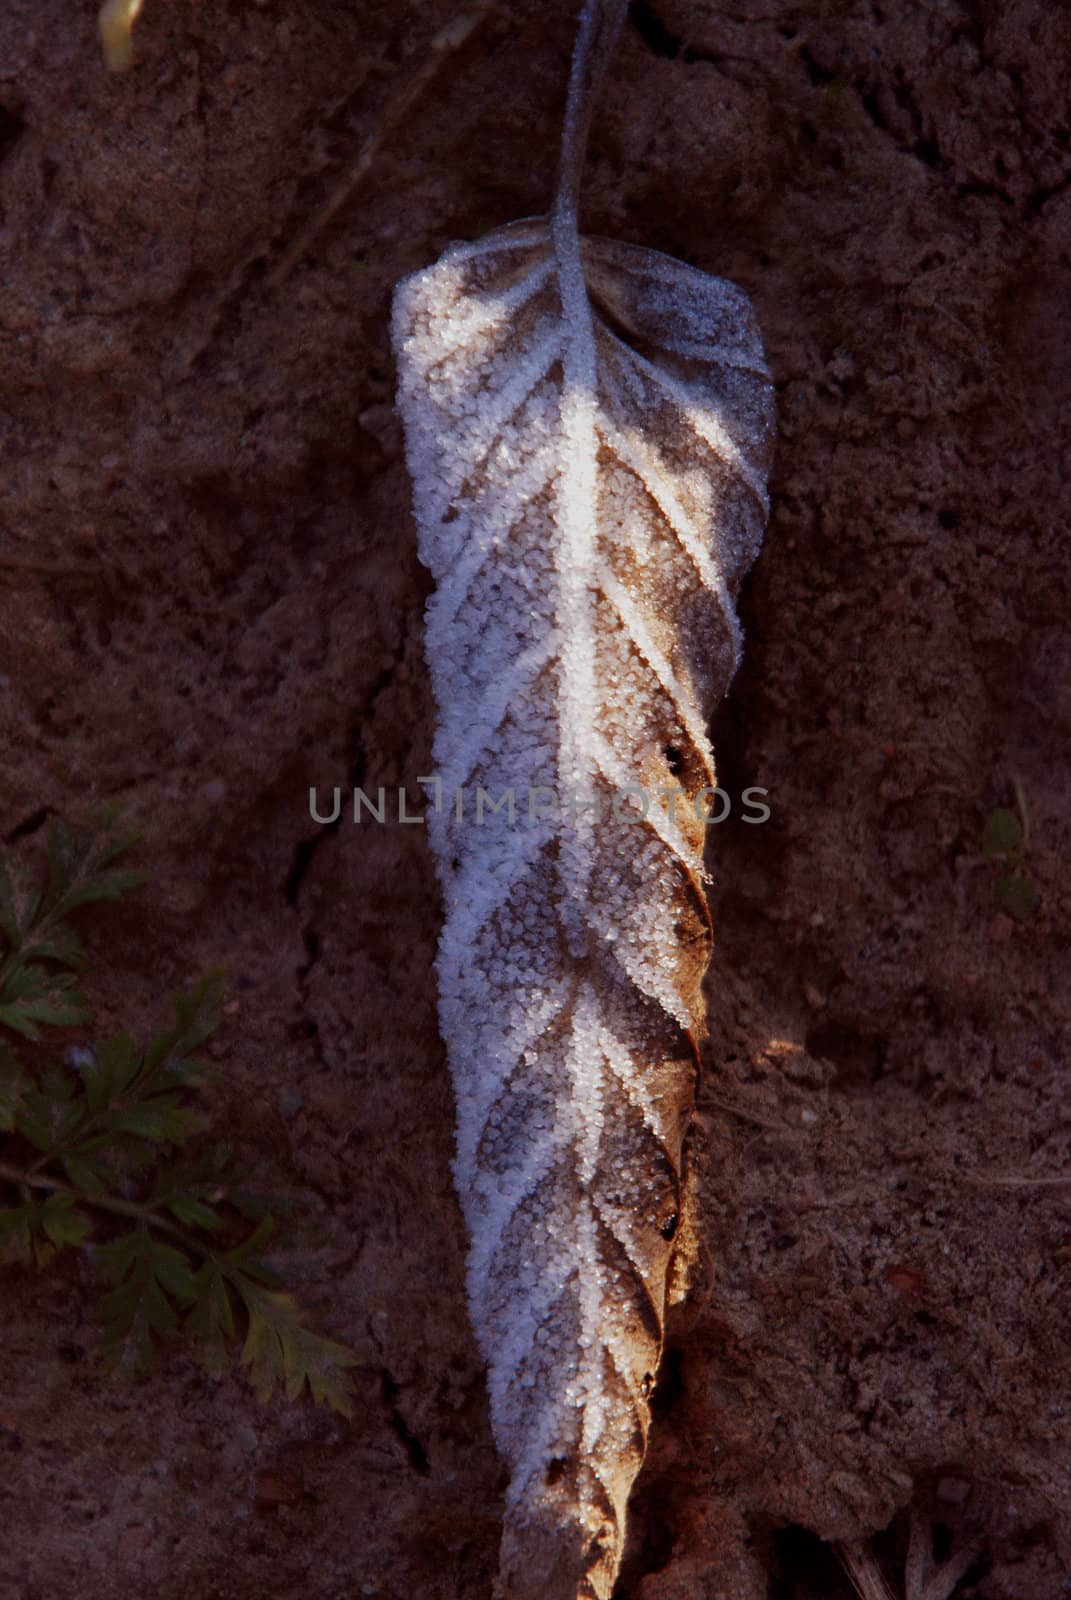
[0,1158,207,1255]
[0,886,67,990]
[554,0,629,221]
[25,1084,144,1179]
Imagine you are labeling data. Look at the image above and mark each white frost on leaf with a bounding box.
[391,2,774,1596]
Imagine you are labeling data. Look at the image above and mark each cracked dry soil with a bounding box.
[1,1,1069,1597]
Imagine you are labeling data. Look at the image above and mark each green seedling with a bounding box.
[982,775,1040,922]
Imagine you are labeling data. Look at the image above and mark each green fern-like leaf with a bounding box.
[79,1033,141,1114]
[0,1047,30,1131]
[151,1154,227,1233]
[0,1204,33,1263]
[36,1192,92,1260]
[0,964,87,1041]
[14,1063,85,1152]
[61,1151,117,1196]
[96,1225,198,1376]
[0,813,358,1413]
[43,806,145,919]
[234,1274,357,1417]
[143,969,226,1073]
[0,806,144,1041]
[0,857,42,952]
[185,1260,237,1375]
[0,1193,91,1268]
[982,806,1022,859]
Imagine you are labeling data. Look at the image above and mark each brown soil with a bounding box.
[1,1,1069,1597]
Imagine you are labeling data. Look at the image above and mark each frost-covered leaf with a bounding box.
[391,2,773,1594]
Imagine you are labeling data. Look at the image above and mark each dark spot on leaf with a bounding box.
[545,1456,568,1486]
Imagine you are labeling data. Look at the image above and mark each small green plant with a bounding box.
[982,775,1040,922]
[0,806,357,1414]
